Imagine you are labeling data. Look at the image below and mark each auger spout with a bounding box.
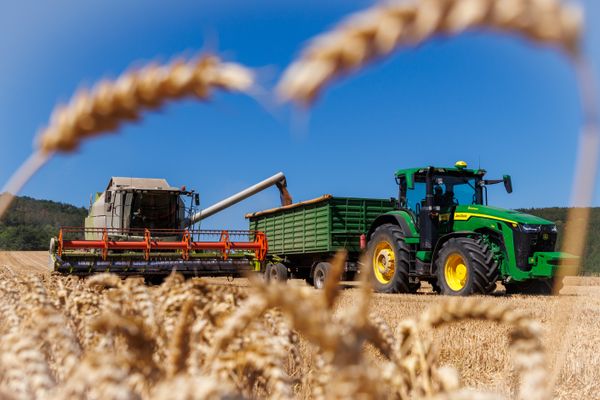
[187,172,292,225]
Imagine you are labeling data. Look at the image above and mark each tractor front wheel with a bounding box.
[367,224,410,293]
[435,237,498,296]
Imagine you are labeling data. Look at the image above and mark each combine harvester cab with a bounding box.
[50,174,290,278]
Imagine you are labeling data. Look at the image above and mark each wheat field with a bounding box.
[1,251,598,399]
[0,1,595,399]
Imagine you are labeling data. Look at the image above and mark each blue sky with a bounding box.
[1,0,599,230]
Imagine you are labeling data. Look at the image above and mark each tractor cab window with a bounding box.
[406,180,426,217]
[433,175,481,206]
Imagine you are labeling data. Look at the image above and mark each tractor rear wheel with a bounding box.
[367,224,410,293]
[266,263,288,283]
[505,277,561,295]
[435,237,498,296]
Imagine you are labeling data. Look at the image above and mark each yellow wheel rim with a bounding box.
[373,241,395,284]
[444,253,468,291]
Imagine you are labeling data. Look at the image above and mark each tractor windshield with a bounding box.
[433,175,481,206]
[402,172,482,214]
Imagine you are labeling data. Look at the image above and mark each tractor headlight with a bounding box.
[550,225,558,233]
[520,224,541,233]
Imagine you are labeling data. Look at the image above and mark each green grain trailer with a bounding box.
[246,195,396,288]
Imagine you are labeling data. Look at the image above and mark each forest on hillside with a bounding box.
[0,196,87,250]
[0,196,598,274]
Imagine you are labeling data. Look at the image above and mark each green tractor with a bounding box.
[367,161,577,295]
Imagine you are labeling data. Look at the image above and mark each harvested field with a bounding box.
[0,251,598,399]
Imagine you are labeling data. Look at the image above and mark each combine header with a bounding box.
[49,173,290,277]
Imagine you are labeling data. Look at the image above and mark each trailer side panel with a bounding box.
[248,197,396,257]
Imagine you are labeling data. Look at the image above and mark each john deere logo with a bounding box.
[543,233,549,240]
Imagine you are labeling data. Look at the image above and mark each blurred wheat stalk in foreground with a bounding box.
[0,55,254,218]
[277,0,582,104]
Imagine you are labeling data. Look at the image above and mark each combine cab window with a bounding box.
[130,192,179,230]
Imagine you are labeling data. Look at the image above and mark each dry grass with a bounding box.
[0,1,596,399]
[0,251,599,399]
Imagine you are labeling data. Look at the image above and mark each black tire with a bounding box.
[408,281,421,294]
[435,237,499,296]
[266,263,288,283]
[313,262,330,290]
[367,224,410,293]
[505,277,561,295]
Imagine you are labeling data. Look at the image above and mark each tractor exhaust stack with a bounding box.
[188,172,292,225]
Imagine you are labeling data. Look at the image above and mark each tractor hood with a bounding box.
[454,205,554,226]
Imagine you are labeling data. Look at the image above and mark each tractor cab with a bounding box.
[395,162,513,249]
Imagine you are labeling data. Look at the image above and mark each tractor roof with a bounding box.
[395,166,486,178]
[107,177,181,191]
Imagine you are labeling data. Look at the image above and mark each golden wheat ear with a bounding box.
[0,55,254,220]
[36,55,254,154]
[277,0,583,105]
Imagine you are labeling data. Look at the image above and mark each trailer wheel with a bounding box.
[266,263,288,283]
[367,223,410,293]
[435,237,498,296]
[505,277,561,295]
[313,262,330,290]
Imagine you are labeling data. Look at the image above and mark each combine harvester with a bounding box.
[49,173,291,278]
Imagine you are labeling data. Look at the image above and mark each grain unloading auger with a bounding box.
[49,173,292,277]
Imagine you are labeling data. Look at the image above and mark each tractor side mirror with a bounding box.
[194,193,200,206]
[503,175,513,194]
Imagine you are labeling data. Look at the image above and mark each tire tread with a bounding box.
[369,224,410,293]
